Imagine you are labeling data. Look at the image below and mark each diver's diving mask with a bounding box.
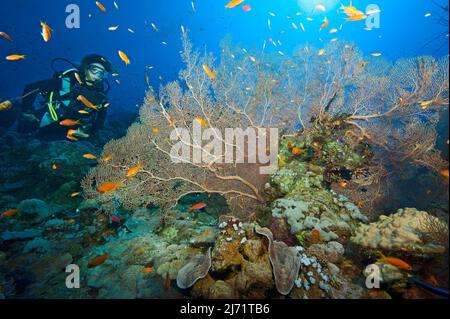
[87,64,108,82]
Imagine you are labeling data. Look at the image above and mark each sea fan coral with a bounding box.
[82,33,448,219]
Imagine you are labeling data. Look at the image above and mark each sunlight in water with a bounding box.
[297,0,340,15]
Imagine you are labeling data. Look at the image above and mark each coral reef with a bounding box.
[351,208,447,256]
[0,36,448,300]
[268,156,368,245]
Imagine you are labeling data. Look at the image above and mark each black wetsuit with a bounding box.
[17,69,108,137]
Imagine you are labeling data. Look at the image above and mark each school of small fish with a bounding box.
[0,2,447,295]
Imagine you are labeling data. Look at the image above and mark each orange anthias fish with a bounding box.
[40,21,53,42]
[67,129,78,141]
[118,50,131,65]
[103,155,112,162]
[292,147,304,155]
[440,169,449,180]
[339,180,348,188]
[189,202,207,212]
[0,31,13,42]
[83,153,98,160]
[225,0,244,9]
[6,54,26,61]
[347,14,367,21]
[320,18,329,30]
[1,208,19,218]
[95,1,107,12]
[341,1,363,17]
[88,254,110,268]
[142,267,154,274]
[379,256,413,271]
[97,181,124,194]
[74,72,83,85]
[195,116,208,127]
[126,165,143,178]
[77,95,98,110]
[60,119,81,127]
[202,64,216,80]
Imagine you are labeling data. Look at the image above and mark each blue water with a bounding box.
[0,0,448,116]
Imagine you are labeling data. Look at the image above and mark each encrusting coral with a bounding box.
[351,208,447,256]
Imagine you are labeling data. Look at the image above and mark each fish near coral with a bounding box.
[97,181,124,194]
[88,254,110,268]
[126,164,143,178]
[339,180,348,188]
[60,119,81,127]
[202,64,216,80]
[292,147,304,155]
[142,267,154,274]
[66,130,78,141]
[189,202,207,212]
[1,208,19,218]
[83,153,98,160]
[440,169,449,180]
[379,256,413,271]
[194,116,208,127]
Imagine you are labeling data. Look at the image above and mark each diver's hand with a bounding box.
[72,129,90,139]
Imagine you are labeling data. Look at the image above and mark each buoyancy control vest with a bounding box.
[39,68,110,129]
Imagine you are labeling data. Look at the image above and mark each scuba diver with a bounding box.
[0,54,113,140]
